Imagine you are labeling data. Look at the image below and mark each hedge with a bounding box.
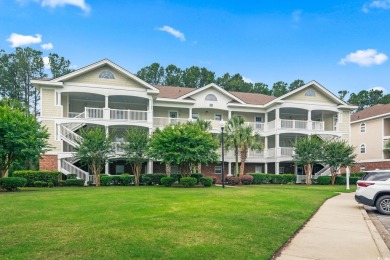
[149,173,167,185]
[180,177,197,187]
[13,170,61,187]
[317,176,331,185]
[340,172,365,178]
[200,177,213,187]
[226,176,240,185]
[65,179,85,187]
[190,173,203,184]
[161,177,176,187]
[240,175,253,185]
[0,177,27,191]
[249,174,296,184]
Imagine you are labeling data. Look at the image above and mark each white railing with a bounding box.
[112,142,125,154]
[312,121,324,131]
[60,125,83,147]
[245,122,265,132]
[110,109,148,121]
[68,112,85,118]
[266,148,276,158]
[85,107,104,119]
[296,175,306,183]
[267,120,276,130]
[153,117,189,128]
[281,119,307,130]
[280,147,294,157]
[61,159,89,182]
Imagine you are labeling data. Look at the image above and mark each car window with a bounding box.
[363,172,390,181]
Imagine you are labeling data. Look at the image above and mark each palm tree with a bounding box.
[225,115,245,177]
[239,126,263,177]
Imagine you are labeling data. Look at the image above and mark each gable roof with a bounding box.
[40,59,159,92]
[351,104,390,122]
[155,86,196,99]
[229,91,276,105]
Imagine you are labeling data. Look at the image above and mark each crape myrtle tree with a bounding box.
[293,135,323,185]
[323,139,356,185]
[148,122,219,177]
[0,101,50,177]
[121,127,150,186]
[74,127,115,186]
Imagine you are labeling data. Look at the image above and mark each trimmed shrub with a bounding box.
[317,176,331,185]
[226,176,241,185]
[282,174,296,184]
[240,175,254,185]
[100,175,112,186]
[150,173,167,185]
[250,174,270,184]
[350,177,360,185]
[67,174,77,179]
[87,181,93,186]
[120,174,134,186]
[141,175,152,186]
[341,172,365,178]
[335,176,346,185]
[270,175,285,184]
[200,177,213,187]
[111,176,121,186]
[13,170,61,187]
[170,174,182,182]
[65,179,85,187]
[190,173,203,184]
[34,181,43,187]
[180,177,197,188]
[161,177,176,187]
[48,182,54,188]
[58,180,66,187]
[0,177,27,191]
[210,176,217,185]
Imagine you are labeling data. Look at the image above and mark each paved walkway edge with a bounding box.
[359,204,390,258]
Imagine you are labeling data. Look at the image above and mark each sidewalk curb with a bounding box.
[359,204,390,258]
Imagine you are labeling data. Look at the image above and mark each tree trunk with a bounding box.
[134,163,141,186]
[304,164,312,185]
[197,163,201,174]
[165,163,171,177]
[239,148,247,177]
[331,174,336,185]
[234,148,239,177]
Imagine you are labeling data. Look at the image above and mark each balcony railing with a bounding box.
[67,107,150,123]
[110,109,148,121]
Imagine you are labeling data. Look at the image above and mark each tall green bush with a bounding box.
[180,177,197,187]
[0,177,27,191]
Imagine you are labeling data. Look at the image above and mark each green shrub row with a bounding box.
[340,172,365,178]
[13,170,62,187]
[100,174,135,186]
[180,177,197,188]
[0,177,27,191]
[317,176,360,185]
[161,177,176,187]
[200,177,213,187]
[249,174,296,184]
[65,179,85,187]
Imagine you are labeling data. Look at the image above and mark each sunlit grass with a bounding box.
[0,185,355,259]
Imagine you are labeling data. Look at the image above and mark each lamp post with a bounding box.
[220,120,225,188]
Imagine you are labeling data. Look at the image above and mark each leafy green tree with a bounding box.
[164,64,183,86]
[338,90,349,101]
[323,139,356,185]
[252,82,272,95]
[0,103,49,177]
[272,81,288,97]
[181,66,215,88]
[289,79,305,92]
[74,127,114,186]
[48,53,74,78]
[348,89,384,111]
[121,128,150,186]
[225,115,245,177]
[293,135,323,184]
[148,123,219,177]
[136,63,165,85]
[239,126,263,176]
[378,94,390,105]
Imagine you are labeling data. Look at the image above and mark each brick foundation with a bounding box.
[39,155,58,171]
[351,161,390,172]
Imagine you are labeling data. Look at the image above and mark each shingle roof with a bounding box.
[351,104,390,122]
[229,91,276,105]
[155,85,276,105]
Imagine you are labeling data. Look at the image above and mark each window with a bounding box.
[215,114,222,121]
[255,166,263,173]
[304,89,316,96]
[255,116,262,122]
[192,113,199,119]
[363,171,390,181]
[360,123,366,133]
[360,144,366,154]
[169,111,178,118]
[279,167,284,174]
[205,94,217,101]
[215,166,222,174]
[99,70,115,79]
[171,166,178,174]
[116,165,124,174]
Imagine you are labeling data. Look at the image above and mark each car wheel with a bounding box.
[376,195,390,215]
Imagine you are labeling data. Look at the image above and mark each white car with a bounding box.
[355,170,390,215]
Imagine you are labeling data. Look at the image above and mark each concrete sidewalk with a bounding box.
[275,192,390,260]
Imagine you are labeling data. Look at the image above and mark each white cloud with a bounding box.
[242,76,254,83]
[17,0,90,12]
[7,33,42,47]
[369,86,387,93]
[41,42,53,50]
[339,49,388,66]
[42,56,50,69]
[363,0,390,12]
[158,26,186,41]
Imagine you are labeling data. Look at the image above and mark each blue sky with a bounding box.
[1,0,390,97]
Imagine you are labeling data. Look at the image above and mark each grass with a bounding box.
[0,185,355,259]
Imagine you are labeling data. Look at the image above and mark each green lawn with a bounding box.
[0,185,355,259]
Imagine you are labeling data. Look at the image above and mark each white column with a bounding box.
[228,162,232,176]
[275,134,280,157]
[105,162,110,175]
[189,107,193,120]
[228,110,232,119]
[307,110,312,130]
[147,160,153,174]
[275,162,280,175]
[103,95,110,119]
[275,108,280,128]
[264,163,268,174]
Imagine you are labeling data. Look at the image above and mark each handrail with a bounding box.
[60,125,83,147]
[61,159,88,182]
